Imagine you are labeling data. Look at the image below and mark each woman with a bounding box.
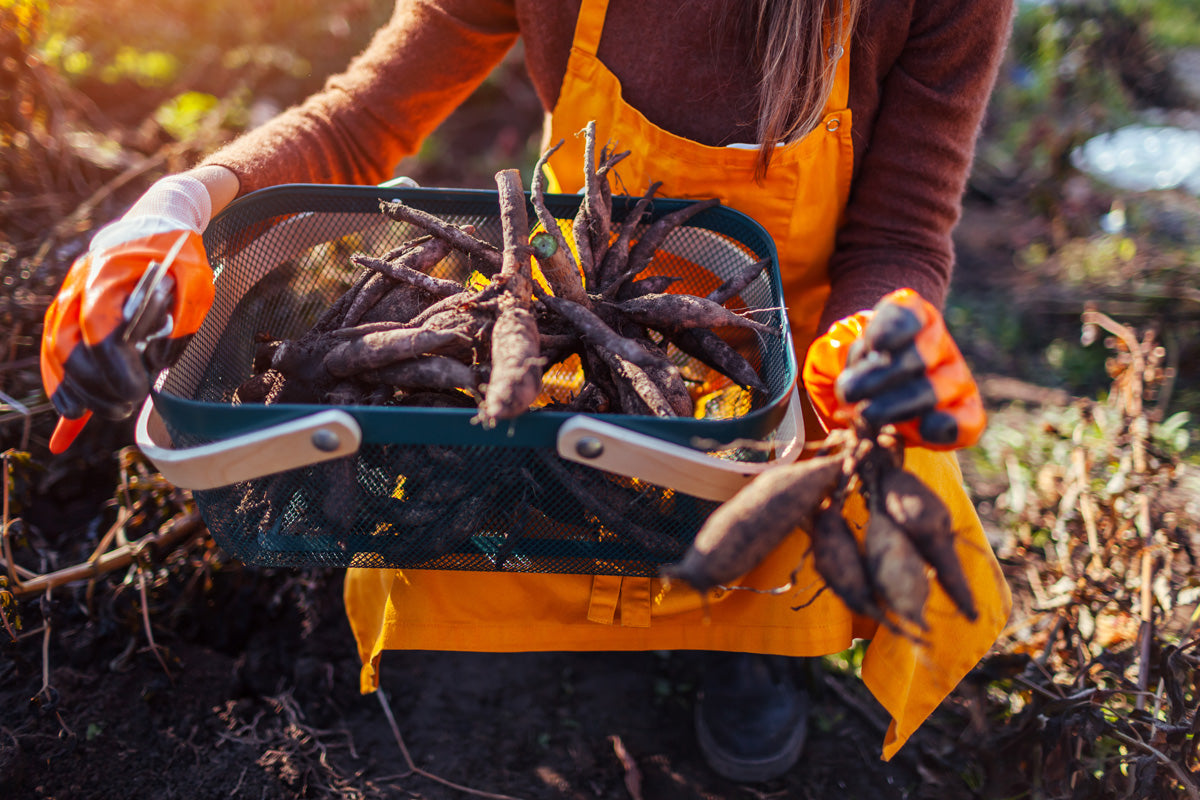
[41,0,1013,782]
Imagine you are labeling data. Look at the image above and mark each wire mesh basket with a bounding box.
[135,184,803,575]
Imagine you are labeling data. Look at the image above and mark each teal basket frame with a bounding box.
[155,184,798,574]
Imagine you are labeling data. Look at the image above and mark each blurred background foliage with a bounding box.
[37,0,391,124]
[950,0,1200,424]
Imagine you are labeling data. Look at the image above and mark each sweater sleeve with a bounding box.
[820,0,1013,330]
[201,0,520,195]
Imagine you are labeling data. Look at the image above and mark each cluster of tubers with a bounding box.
[232,122,774,423]
[664,426,979,635]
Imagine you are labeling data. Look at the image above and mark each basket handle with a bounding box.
[134,399,362,490]
[556,384,806,502]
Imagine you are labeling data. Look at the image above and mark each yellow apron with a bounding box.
[344,0,1011,760]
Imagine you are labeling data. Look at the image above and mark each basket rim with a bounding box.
[152,376,796,450]
[159,182,798,452]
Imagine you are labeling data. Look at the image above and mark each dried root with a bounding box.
[661,453,844,592]
[663,426,978,639]
[236,123,774,422]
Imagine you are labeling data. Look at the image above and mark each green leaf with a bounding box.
[1156,411,1192,453]
[154,91,219,142]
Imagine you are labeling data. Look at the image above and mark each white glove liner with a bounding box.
[89,173,214,253]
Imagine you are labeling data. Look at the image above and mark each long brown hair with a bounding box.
[751,0,861,179]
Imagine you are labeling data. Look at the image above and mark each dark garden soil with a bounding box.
[0,570,937,800]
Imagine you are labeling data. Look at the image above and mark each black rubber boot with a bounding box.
[693,652,810,782]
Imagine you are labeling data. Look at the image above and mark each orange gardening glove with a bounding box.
[42,174,218,453]
[802,288,985,450]
[40,229,213,453]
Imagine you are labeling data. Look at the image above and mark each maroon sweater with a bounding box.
[203,0,1013,328]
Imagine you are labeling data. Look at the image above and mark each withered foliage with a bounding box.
[963,311,1200,799]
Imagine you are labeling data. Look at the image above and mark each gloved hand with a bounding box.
[40,174,216,453]
[802,288,985,450]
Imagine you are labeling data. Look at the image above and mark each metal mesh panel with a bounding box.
[192,442,721,574]
[157,185,794,573]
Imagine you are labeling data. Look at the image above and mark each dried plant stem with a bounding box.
[138,567,174,682]
[40,594,50,696]
[0,388,32,450]
[1137,545,1155,710]
[821,672,890,735]
[530,137,587,305]
[1108,730,1200,800]
[1,451,19,589]
[379,199,503,275]
[0,595,17,643]
[0,322,22,395]
[89,504,133,566]
[598,181,661,296]
[609,734,644,800]
[1083,308,1149,471]
[3,561,38,581]
[10,512,205,599]
[376,688,527,800]
[35,582,65,736]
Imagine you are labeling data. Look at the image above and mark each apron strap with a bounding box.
[586,575,653,627]
[827,11,852,111]
[587,575,620,624]
[570,0,610,58]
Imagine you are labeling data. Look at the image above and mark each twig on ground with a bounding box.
[375,688,527,800]
[739,788,789,800]
[0,389,32,450]
[1136,543,1155,712]
[214,689,371,798]
[0,592,17,643]
[40,587,51,694]
[137,567,174,683]
[1109,730,1200,800]
[1,450,22,590]
[609,735,644,800]
[821,672,890,735]
[10,512,206,598]
[33,580,73,740]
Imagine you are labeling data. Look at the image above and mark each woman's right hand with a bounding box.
[40,168,237,453]
[802,289,985,451]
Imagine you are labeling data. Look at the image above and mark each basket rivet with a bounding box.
[575,437,604,459]
[311,429,341,452]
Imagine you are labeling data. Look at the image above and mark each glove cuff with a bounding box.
[89,174,213,253]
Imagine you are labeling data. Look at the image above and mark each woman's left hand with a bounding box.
[802,288,985,450]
